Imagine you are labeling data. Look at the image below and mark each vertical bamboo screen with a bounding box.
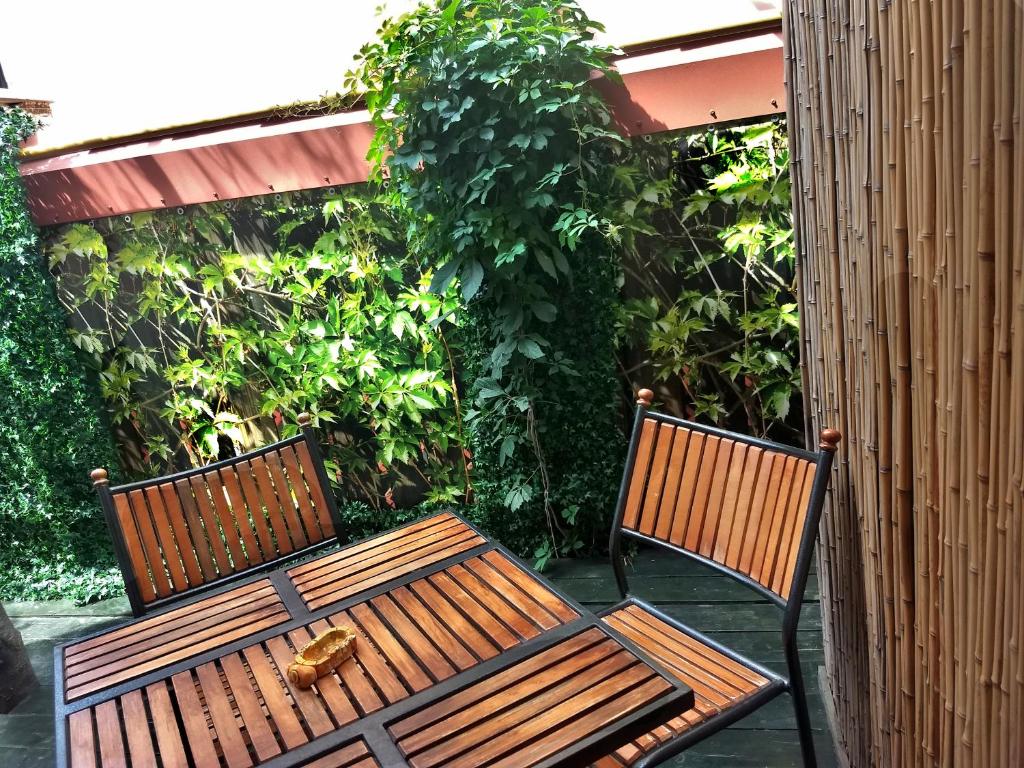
[785,1,1023,766]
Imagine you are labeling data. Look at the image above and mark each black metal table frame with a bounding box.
[54,512,695,768]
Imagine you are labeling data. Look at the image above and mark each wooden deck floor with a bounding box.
[0,548,836,767]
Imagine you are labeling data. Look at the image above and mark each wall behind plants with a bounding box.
[42,186,468,514]
[617,119,801,444]
[28,117,800,601]
[0,107,120,603]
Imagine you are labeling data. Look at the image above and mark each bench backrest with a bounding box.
[92,414,342,615]
[613,390,839,606]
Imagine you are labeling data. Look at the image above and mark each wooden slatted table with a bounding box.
[56,512,694,767]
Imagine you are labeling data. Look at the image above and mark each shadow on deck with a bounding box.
[0,548,837,767]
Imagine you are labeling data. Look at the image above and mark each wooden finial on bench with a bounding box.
[819,428,842,452]
[636,388,654,408]
[90,468,109,487]
[297,412,312,428]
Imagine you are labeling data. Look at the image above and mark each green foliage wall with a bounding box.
[13,120,799,602]
[617,121,801,442]
[353,0,628,563]
[4,1,800,603]
[0,108,120,602]
[43,187,466,509]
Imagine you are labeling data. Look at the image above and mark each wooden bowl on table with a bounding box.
[286,627,357,689]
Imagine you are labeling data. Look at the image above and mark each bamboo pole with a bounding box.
[785,0,1024,764]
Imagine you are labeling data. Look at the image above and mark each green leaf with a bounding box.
[478,386,505,400]
[531,301,557,322]
[769,387,791,420]
[534,251,557,279]
[407,392,438,409]
[390,314,406,339]
[303,320,327,339]
[441,0,461,21]
[499,436,515,466]
[518,338,544,359]
[461,259,484,301]
[429,259,461,294]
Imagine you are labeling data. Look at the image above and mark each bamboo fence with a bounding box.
[785,0,1023,765]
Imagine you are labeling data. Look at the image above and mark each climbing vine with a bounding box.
[352,0,628,561]
[617,121,801,441]
[43,186,467,508]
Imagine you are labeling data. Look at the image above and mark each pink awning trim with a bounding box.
[21,36,783,226]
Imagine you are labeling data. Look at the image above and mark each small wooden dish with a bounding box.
[286,627,357,689]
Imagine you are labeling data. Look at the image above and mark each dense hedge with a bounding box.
[0,108,120,602]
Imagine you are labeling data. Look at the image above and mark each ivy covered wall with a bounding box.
[29,118,798,602]
[0,107,119,602]
[43,187,464,508]
[3,0,798,604]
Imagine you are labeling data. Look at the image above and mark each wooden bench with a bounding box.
[91,413,343,617]
[594,389,840,768]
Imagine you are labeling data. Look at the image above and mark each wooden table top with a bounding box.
[56,512,694,767]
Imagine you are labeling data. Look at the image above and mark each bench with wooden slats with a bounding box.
[388,627,691,768]
[595,605,776,766]
[287,512,487,610]
[62,548,584,768]
[61,578,289,702]
[93,413,342,617]
[596,390,840,767]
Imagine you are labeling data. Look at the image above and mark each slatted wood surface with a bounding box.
[622,418,817,597]
[592,604,773,767]
[67,629,377,768]
[287,512,486,610]
[110,439,335,607]
[59,514,695,768]
[62,579,290,702]
[389,627,679,768]
[64,549,582,768]
[304,740,380,768]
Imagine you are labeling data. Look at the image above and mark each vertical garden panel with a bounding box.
[0,107,118,602]
[786,0,1023,765]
